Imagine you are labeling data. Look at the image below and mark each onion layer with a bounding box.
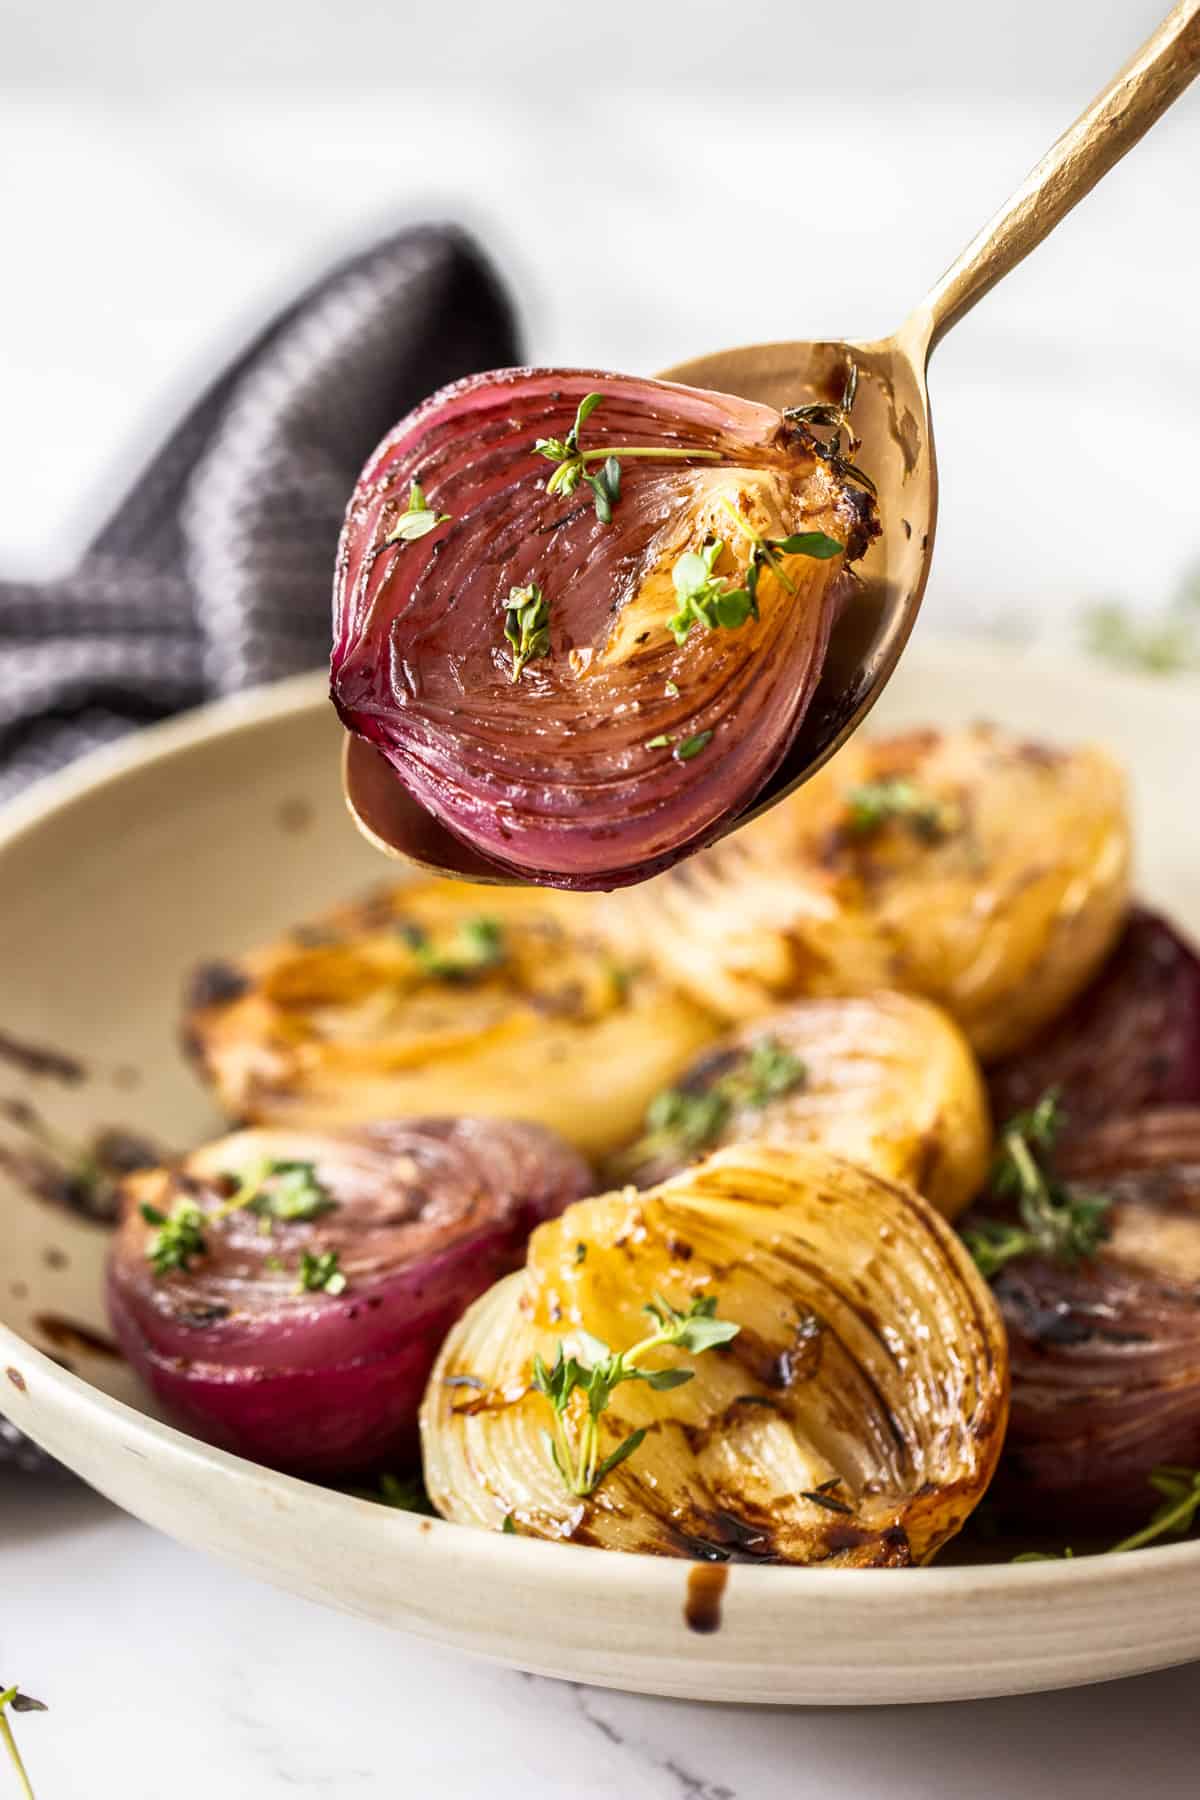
[987,908,1200,1133]
[602,724,1131,1058]
[331,368,877,889]
[108,1119,592,1477]
[974,1108,1200,1527]
[421,1144,1008,1563]
[183,877,718,1159]
[605,992,990,1220]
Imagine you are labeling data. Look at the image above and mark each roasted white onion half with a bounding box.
[421,1144,1008,1564]
[183,878,717,1159]
[605,993,990,1220]
[601,725,1130,1061]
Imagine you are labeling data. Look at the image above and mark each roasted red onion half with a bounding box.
[331,368,878,890]
[108,1119,591,1477]
[988,908,1200,1135]
[975,1108,1200,1528]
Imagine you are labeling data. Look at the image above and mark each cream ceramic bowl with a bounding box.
[2,647,1199,1705]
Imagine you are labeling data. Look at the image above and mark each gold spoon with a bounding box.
[344,0,1200,884]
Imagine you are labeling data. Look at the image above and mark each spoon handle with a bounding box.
[916,0,1200,352]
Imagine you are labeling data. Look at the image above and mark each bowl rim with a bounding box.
[3,646,1200,1609]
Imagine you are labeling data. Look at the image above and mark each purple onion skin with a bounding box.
[331,367,877,891]
[107,1119,592,1478]
[975,1109,1200,1528]
[988,908,1200,1136]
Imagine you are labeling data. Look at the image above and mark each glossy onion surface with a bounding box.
[988,908,1200,1134]
[108,1119,592,1477]
[606,992,990,1220]
[183,877,718,1159]
[976,1109,1200,1527]
[421,1144,1008,1563]
[331,368,877,889]
[603,725,1130,1059]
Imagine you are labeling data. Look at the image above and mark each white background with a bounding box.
[2,4,1200,1793]
[2,0,1198,637]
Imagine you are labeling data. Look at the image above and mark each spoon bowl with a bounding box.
[344,2,1199,884]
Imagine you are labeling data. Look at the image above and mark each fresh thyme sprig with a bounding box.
[503,582,551,681]
[533,1292,740,1497]
[613,1036,805,1177]
[141,1158,335,1277]
[0,1685,45,1800]
[1012,1464,1200,1562]
[400,916,505,981]
[668,521,844,647]
[717,495,843,604]
[963,1091,1111,1280]
[533,392,720,522]
[844,776,958,842]
[385,480,450,545]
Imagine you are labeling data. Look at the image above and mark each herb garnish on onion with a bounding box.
[532,1293,740,1497]
[109,1119,592,1477]
[963,1092,1111,1278]
[331,367,879,889]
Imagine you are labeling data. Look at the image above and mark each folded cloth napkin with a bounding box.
[0,223,520,802]
[0,223,521,1467]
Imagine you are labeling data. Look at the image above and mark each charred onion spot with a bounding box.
[6,1368,26,1392]
[0,1029,85,1084]
[187,962,252,1011]
[32,1315,121,1360]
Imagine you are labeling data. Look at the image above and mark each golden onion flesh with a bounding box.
[601,725,1131,1061]
[183,878,718,1159]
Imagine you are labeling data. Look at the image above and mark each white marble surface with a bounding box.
[3,2,1200,1789]
[0,1481,1197,1798]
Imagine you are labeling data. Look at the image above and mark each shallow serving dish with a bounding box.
[2,645,1199,1705]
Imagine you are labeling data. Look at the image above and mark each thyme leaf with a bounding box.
[503,582,551,681]
[1011,1464,1200,1561]
[244,1161,334,1224]
[141,1157,336,1277]
[140,1198,207,1276]
[844,777,957,842]
[385,480,450,544]
[963,1090,1111,1279]
[615,1035,805,1174]
[532,1293,740,1497]
[0,1684,45,1800]
[668,540,754,643]
[297,1248,347,1296]
[401,916,505,982]
[533,392,719,523]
